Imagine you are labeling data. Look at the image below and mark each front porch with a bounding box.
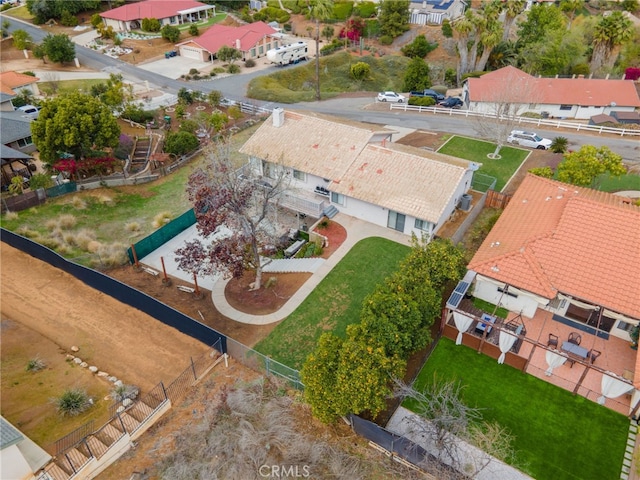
[444,300,637,415]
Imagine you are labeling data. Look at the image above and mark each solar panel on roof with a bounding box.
[447,292,464,309]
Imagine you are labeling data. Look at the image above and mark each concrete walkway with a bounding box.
[210,213,411,325]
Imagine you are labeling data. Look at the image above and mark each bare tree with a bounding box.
[175,140,290,290]
[394,377,517,478]
[472,68,543,159]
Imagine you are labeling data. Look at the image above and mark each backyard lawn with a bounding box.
[406,338,628,480]
[254,237,410,370]
[596,171,640,193]
[437,136,529,192]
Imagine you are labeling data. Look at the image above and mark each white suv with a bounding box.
[507,130,552,150]
[377,91,405,103]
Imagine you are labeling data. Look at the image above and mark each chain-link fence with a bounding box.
[226,337,303,390]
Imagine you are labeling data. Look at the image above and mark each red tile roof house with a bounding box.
[176,21,280,62]
[446,173,640,414]
[0,71,40,97]
[239,108,477,239]
[100,0,215,32]
[462,65,640,120]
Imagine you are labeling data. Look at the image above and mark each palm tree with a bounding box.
[590,12,634,73]
[560,0,584,29]
[305,0,334,101]
[501,0,526,41]
[453,11,474,83]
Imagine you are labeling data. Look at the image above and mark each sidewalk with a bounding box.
[210,213,411,325]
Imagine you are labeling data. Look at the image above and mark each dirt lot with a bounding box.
[0,243,211,392]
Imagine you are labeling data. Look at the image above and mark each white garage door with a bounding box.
[180,46,202,60]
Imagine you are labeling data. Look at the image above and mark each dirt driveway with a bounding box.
[0,243,211,391]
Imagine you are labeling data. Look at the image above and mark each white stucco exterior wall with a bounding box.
[472,278,540,318]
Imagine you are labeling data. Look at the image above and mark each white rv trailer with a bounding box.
[266,41,308,66]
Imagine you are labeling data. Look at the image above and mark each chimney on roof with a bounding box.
[272,107,284,127]
[578,74,585,79]
[235,39,241,50]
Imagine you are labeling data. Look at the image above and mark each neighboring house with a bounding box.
[0,92,16,111]
[1,110,37,189]
[467,174,640,342]
[409,0,467,25]
[0,416,51,480]
[0,71,40,97]
[177,21,279,62]
[463,65,640,120]
[611,111,640,125]
[239,108,476,239]
[100,0,215,32]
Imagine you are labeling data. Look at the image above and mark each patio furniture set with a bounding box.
[548,332,601,367]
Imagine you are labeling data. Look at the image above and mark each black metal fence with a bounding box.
[1,228,227,351]
[51,420,96,457]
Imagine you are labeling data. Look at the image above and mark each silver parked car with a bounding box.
[377,91,406,103]
[507,130,552,150]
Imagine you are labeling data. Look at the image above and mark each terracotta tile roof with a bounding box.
[330,142,468,223]
[467,66,640,107]
[469,174,640,318]
[240,110,471,223]
[101,0,211,21]
[0,71,39,94]
[182,21,276,53]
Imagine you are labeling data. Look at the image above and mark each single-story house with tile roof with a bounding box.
[176,21,279,62]
[1,110,36,189]
[0,416,51,480]
[463,65,640,120]
[100,0,215,32]
[0,71,40,97]
[467,173,640,341]
[239,108,476,238]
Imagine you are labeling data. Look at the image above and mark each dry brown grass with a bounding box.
[3,211,18,221]
[152,211,172,229]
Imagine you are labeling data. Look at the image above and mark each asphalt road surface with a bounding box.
[2,15,638,164]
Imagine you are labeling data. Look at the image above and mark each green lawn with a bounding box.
[38,79,107,96]
[472,297,509,319]
[1,124,259,262]
[406,338,628,480]
[254,237,410,369]
[596,172,640,193]
[437,136,529,192]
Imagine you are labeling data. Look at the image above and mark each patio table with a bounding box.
[561,341,588,359]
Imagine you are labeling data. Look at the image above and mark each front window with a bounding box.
[331,192,345,206]
[559,105,572,111]
[251,48,256,57]
[17,136,33,148]
[414,219,431,232]
[259,45,264,55]
[292,169,305,181]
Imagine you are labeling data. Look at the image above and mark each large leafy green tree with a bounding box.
[519,28,587,76]
[304,0,333,101]
[26,0,100,24]
[89,73,132,112]
[300,333,344,423]
[40,34,75,63]
[12,29,32,50]
[402,57,431,92]
[31,92,120,165]
[589,12,634,74]
[378,0,410,38]
[516,4,565,49]
[556,145,626,187]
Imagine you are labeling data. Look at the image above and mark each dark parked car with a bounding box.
[409,89,445,101]
[438,97,464,109]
